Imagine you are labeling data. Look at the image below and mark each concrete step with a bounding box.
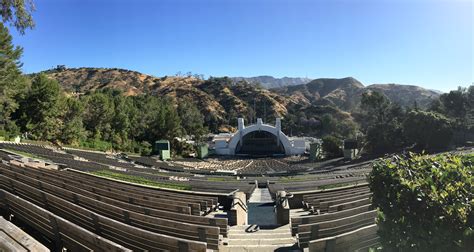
[219,244,301,252]
[226,238,296,246]
[228,233,292,239]
[229,228,292,234]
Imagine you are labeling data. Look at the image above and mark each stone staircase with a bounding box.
[219,224,301,252]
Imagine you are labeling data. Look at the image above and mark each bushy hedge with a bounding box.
[403,110,453,150]
[369,152,473,251]
[322,135,343,158]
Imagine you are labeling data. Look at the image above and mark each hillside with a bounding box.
[39,67,440,133]
[231,76,312,89]
[274,77,440,111]
[40,68,302,132]
[366,84,440,109]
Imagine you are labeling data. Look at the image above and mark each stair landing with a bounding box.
[219,224,301,252]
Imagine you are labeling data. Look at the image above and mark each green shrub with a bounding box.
[79,139,112,152]
[322,135,343,158]
[369,153,473,251]
[403,110,453,150]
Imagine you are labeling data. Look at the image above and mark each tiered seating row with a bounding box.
[290,184,379,249]
[0,189,132,252]
[0,163,228,237]
[66,169,219,213]
[0,166,221,249]
[309,224,379,252]
[65,149,137,170]
[0,143,108,172]
[303,186,372,213]
[0,170,211,251]
[0,216,49,252]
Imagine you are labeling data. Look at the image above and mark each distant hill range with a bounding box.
[231,76,312,89]
[38,67,441,131]
[274,77,441,111]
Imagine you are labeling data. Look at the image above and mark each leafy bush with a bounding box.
[322,135,343,158]
[369,153,473,251]
[79,139,112,152]
[403,110,453,150]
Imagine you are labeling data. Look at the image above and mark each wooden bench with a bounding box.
[0,176,209,251]
[302,187,371,208]
[2,163,196,215]
[0,190,131,252]
[21,164,215,215]
[0,163,229,237]
[308,224,380,252]
[0,171,219,249]
[297,210,377,248]
[328,198,372,213]
[317,193,373,213]
[67,169,219,211]
[291,204,373,236]
[0,216,50,252]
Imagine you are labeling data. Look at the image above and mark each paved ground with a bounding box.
[248,188,273,203]
[219,224,300,252]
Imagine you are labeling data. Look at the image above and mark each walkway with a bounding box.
[220,224,300,252]
[248,187,273,203]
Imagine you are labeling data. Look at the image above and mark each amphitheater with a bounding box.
[0,141,379,252]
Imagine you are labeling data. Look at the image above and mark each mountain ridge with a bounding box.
[37,67,441,131]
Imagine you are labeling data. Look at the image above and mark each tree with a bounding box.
[403,110,452,150]
[0,22,27,137]
[177,99,207,142]
[60,97,86,145]
[22,74,62,141]
[111,93,132,149]
[439,87,468,129]
[0,0,35,34]
[82,92,114,140]
[359,91,405,153]
[322,135,342,158]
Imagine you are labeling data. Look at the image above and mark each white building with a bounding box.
[214,118,306,156]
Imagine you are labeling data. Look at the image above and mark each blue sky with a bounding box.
[9,0,473,92]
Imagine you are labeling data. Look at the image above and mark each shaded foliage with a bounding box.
[0,0,35,34]
[403,110,453,150]
[322,135,343,158]
[369,153,473,251]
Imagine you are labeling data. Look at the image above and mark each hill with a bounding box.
[231,76,312,89]
[366,84,440,109]
[40,68,300,132]
[274,77,440,111]
[38,67,440,133]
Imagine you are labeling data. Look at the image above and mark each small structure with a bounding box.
[154,140,171,161]
[309,141,322,161]
[197,143,209,159]
[343,139,359,160]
